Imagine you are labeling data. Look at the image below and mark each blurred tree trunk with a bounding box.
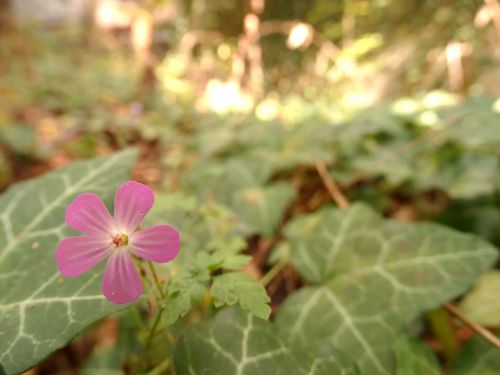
[0,0,12,32]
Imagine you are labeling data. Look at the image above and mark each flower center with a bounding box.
[111,233,129,248]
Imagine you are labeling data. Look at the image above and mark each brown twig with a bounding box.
[444,303,500,349]
[315,160,349,210]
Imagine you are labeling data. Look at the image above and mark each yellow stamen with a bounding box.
[111,233,129,247]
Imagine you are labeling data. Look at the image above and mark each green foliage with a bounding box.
[0,149,137,374]
[173,307,360,375]
[80,347,126,375]
[211,273,270,319]
[144,190,271,324]
[2,4,500,372]
[451,336,500,375]
[276,203,498,374]
[394,337,442,375]
[185,155,295,237]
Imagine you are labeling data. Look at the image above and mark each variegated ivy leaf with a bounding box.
[0,149,137,374]
[276,203,498,375]
[232,183,295,237]
[173,308,359,375]
[184,156,295,237]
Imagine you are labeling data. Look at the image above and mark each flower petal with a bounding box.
[113,181,154,233]
[55,236,111,277]
[65,193,114,236]
[102,250,143,304]
[129,225,180,263]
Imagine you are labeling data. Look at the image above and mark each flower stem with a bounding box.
[147,261,165,301]
[146,305,165,351]
[131,305,146,329]
[144,261,169,352]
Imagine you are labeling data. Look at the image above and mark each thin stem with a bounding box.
[259,259,288,287]
[146,358,170,375]
[131,305,146,329]
[146,306,165,351]
[147,261,166,300]
[144,261,168,351]
[444,303,500,349]
[315,160,350,210]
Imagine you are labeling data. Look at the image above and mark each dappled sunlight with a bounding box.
[198,79,254,114]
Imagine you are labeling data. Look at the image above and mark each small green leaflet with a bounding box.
[0,149,137,375]
[277,203,498,375]
[211,273,271,320]
[173,308,359,375]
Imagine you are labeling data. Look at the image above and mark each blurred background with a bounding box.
[1,0,500,372]
[1,0,500,190]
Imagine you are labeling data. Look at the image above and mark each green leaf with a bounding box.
[451,336,500,375]
[232,183,295,237]
[173,308,359,375]
[394,337,443,375]
[442,96,500,152]
[414,152,499,199]
[211,273,271,320]
[164,291,193,325]
[0,149,137,374]
[184,156,295,237]
[163,254,212,325]
[276,203,498,375]
[80,347,126,375]
[459,271,500,327]
[185,156,273,202]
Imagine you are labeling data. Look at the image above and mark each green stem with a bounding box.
[131,305,146,329]
[259,259,288,287]
[146,358,170,375]
[147,261,165,300]
[146,306,165,351]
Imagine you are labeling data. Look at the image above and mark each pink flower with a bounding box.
[55,181,180,304]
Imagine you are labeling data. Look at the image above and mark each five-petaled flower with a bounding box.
[55,181,180,304]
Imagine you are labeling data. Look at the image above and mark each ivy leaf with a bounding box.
[277,203,498,375]
[0,149,137,374]
[394,337,443,375]
[232,183,295,237]
[80,347,126,375]
[459,271,500,327]
[173,308,360,375]
[451,336,500,375]
[211,273,271,320]
[442,96,500,152]
[184,156,295,237]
